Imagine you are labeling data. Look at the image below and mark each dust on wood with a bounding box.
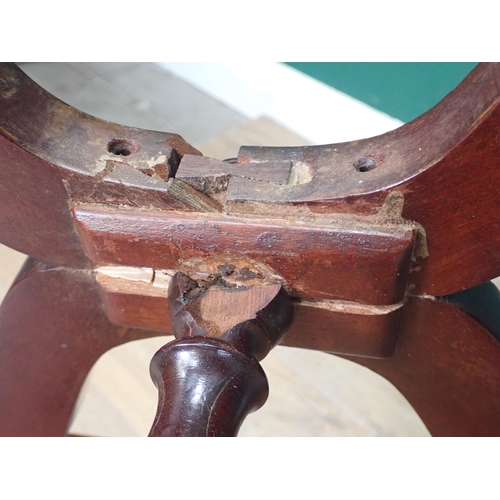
[167,178,223,213]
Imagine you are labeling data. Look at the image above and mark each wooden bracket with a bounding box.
[74,201,416,305]
[73,184,415,358]
[4,63,500,435]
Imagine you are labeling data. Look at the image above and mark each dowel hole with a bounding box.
[108,139,141,156]
[354,156,377,172]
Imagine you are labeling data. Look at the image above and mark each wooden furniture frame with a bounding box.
[1,62,500,436]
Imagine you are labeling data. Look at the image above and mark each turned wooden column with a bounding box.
[148,271,293,437]
[4,62,500,437]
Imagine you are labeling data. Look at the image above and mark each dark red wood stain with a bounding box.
[2,62,500,436]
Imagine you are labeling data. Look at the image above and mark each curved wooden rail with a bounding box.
[148,272,293,437]
[229,64,500,296]
[343,296,500,436]
[0,63,201,267]
[0,258,162,436]
[2,62,500,436]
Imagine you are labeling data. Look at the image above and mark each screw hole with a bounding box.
[107,139,141,156]
[354,156,377,172]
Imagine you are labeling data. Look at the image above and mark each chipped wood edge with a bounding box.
[96,266,404,316]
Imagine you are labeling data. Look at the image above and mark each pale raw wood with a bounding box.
[167,178,223,213]
[69,116,430,437]
[2,65,498,436]
[0,244,26,302]
[0,238,431,437]
[0,115,433,437]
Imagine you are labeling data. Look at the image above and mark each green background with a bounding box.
[285,63,478,122]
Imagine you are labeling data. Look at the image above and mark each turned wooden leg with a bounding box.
[148,272,293,437]
[344,296,500,436]
[0,258,158,436]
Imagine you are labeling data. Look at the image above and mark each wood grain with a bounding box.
[95,270,403,358]
[148,272,293,436]
[75,205,415,305]
[344,296,500,436]
[2,62,500,436]
[229,64,500,297]
[149,337,268,437]
[0,258,162,436]
[0,63,202,267]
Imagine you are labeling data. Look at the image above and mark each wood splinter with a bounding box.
[148,270,293,437]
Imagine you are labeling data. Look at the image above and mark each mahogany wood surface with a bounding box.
[0,258,162,436]
[149,337,268,437]
[0,63,201,267]
[95,274,402,358]
[75,204,415,305]
[167,272,293,360]
[2,62,500,436]
[148,272,292,436]
[1,62,499,299]
[230,64,500,297]
[344,296,500,436]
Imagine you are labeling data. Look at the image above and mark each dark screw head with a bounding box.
[354,156,377,172]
